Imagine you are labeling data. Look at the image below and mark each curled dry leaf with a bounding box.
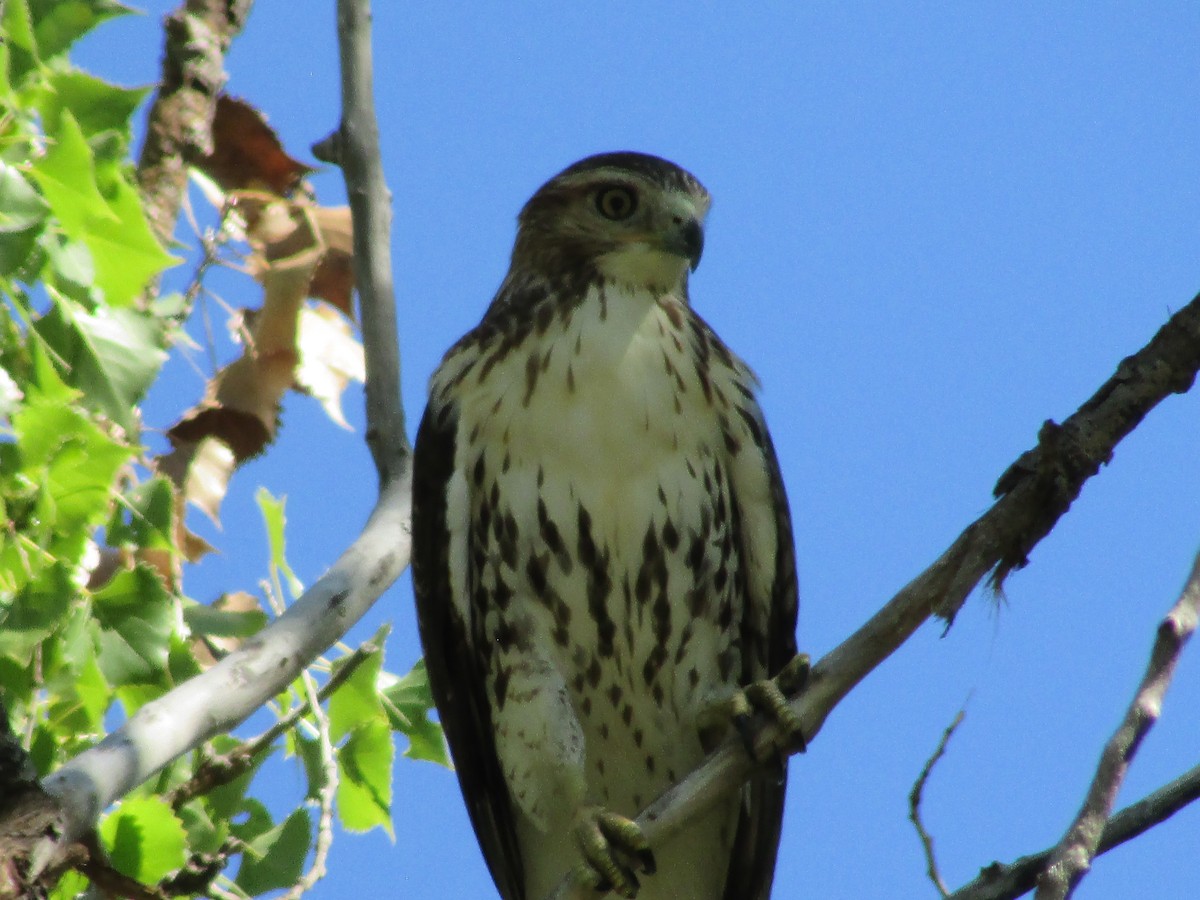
[295,303,366,429]
[308,206,354,317]
[164,193,360,527]
[197,95,313,195]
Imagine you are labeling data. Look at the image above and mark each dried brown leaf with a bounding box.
[295,303,365,429]
[197,95,312,195]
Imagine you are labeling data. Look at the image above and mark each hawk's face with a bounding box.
[512,152,712,295]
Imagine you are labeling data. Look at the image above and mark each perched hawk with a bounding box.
[412,152,801,900]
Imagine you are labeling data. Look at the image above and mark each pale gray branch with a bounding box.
[1033,551,1200,899]
[315,0,409,480]
[948,761,1200,900]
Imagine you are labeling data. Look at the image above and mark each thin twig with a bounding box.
[910,708,967,897]
[279,652,338,900]
[1033,551,1200,899]
[165,641,377,810]
[314,0,409,484]
[948,760,1200,900]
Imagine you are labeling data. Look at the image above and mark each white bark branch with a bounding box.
[1033,551,1200,899]
[32,0,407,875]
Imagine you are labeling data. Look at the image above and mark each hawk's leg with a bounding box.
[573,806,656,898]
[701,653,811,765]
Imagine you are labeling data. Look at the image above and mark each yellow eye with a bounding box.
[595,186,638,221]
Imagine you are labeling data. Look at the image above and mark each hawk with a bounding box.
[412,152,802,900]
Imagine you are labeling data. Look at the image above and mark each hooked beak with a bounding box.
[665,217,705,271]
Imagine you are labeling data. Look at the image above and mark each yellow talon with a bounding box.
[574,806,656,898]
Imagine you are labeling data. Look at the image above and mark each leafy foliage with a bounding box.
[0,3,441,897]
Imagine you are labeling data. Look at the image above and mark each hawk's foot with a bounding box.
[573,806,655,898]
[731,653,811,763]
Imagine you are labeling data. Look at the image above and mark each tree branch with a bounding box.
[949,761,1200,900]
[545,288,1200,899]
[910,708,967,897]
[1033,551,1200,899]
[313,0,409,484]
[137,0,255,252]
[25,0,409,882]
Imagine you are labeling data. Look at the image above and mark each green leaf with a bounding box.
[42,604,110,730]
[204,736,269,823]
[181,601,267,640]
[99,795,187,884]
[381,657,450,766]
[0,162,48,233]
[92,566,173,685]
[30,112,175,306]
[235,807,312,895]
[286,729,327,801]
[0,563,73,663]
[40,70,147,143]
[33,297,167,433]
[336,717,393,835]
[28,0,134,60]
[13,393,131,530]
[175,799,227,856]
[3,0,40,84]
[106,475,174,551]
[328,643,384,743]
[48,870,89,900]
[30,110,115,235]
[40,233,94,300]
[255,487,304,598]
[85,177,177,304]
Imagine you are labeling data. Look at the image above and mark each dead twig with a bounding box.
[1033,551,1200,899]
[910,708,968,897]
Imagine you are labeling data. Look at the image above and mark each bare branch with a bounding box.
[949,761,1200,900]
[544,288,1200,899]
[137,0,255,252]
[911,708,967,897]
[314,0,409,484]
[1033,551,1200,899]
[279,651,338,899]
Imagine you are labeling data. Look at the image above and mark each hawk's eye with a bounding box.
[595,186,638,221]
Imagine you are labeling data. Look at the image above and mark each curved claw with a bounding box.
[738,653,813,761]
[574,807,655,898]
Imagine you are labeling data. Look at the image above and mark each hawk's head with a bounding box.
[512,151,711,294]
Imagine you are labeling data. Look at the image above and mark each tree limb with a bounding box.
[136,0,255,253]
[544,287,1200,899]
[24,0,409,882]
[313,0,409,482]
[1033,551,1200,899]
[910,708,967,897]
[949,760,1200,900]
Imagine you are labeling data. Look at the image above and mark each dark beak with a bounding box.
[680,218,704,271]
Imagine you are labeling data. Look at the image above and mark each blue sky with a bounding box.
[77,4,1200,898]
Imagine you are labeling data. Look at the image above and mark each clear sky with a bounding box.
[77,4,1200,898]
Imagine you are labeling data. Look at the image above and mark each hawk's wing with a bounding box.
[723,393,799,900]
[412,398,526,900]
